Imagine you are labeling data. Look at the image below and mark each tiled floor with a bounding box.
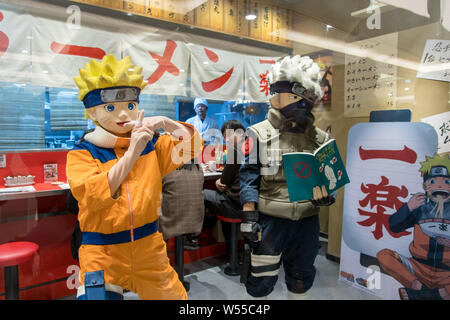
[122,238,380,300]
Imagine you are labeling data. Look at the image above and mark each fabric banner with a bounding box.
[123,38,189,96]
[190,44,244,101]
[379,0,430,17]
[244,55,279,102]
[31,16,121,88]
[0,8,32,84]
[340,122,442,300]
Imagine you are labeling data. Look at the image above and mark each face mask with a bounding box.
[279,99,314,133]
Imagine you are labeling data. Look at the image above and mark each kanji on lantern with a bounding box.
[359,145,417,164]
[357,176,411,240]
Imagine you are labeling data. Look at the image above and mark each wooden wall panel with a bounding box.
[271,5,282,45]
[261,2,272,42]
[144,0,162,18]
[103,0,122,9]
[195,0,211,29]
[236,0,250,37]
[123,0,145,14]
[162,0,183,23]
[210,0,224,31]
[223,0,238,34]
[249,0,262,40]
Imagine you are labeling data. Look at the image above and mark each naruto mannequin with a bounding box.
[67,54,202,300]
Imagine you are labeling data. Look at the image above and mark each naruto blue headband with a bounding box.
[423,166,450,181]
[83,86,141,109]
[269,81,318,104]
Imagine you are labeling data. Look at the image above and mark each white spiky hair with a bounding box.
[268,55,323,100]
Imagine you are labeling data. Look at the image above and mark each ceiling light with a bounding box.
[245,14,256,21]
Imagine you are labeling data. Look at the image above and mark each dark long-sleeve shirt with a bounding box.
[239,138,261,205]
[220,147,243,205]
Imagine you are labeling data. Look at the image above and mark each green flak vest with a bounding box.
[248,108,330,221]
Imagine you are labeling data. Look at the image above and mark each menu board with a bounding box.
[70,0,293,48]
[344,32,398,118]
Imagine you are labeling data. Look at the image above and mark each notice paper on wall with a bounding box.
[344,32,398,118]
[417,39,450,82]
[421,111,450,154]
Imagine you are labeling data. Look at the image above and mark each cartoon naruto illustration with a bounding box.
[377,153,450,300]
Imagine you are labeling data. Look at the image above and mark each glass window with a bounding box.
[0,0,448,301]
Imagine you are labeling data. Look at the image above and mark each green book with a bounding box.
[282,139,350,202]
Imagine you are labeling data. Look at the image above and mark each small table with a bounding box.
[0,183,70,201]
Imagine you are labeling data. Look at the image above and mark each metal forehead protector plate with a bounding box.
[101,87,138,103]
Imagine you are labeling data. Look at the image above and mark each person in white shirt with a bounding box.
[186,98,220,145]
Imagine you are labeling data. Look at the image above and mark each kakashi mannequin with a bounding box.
[67,54,202,300]
[239,55,335,299]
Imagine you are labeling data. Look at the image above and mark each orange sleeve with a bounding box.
[154,122,203,177]
[66,149,119,212]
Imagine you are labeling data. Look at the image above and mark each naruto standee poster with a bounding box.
[340,121,450,300]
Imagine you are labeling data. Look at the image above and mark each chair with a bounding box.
[216,201,242,276]
[0,241,39,300]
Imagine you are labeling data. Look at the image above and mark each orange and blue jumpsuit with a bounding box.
[377,201,450,298]
[66,124,202,300]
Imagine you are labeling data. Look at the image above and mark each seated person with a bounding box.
[204,120,246,257]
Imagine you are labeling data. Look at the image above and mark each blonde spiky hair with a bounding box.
[419,153,450,177]
[74,54,146,101]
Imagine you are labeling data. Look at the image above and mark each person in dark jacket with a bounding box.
[204,120,246,258]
